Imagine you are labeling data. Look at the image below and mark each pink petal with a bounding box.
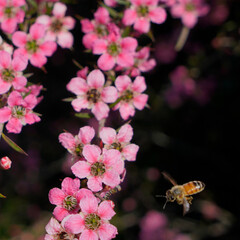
[71,98,89,112]
[78,126,95,144]
[30,52,47,68]
[102,149,121,167]
[149,7,167,24]
[0,50,11,68]
[119,102,135,120]
[59,132,76,150]
[92,101,110,121]
[134,18,150,33]
[98,223,118,240]
[122,144,139,161]
[12,76,27,90]
[8,91,23,106]
[12,31,27,47]
[87,176,103,192]
[122,8,137,26]
[133,94,148,110]
[64,214,85,234]
[12,55,28,71]
[97,53,115,71]
[71,161,91,179]
[12,0,25,7]
[101,86,118,103]
[80,195,98,214]
[87,69,105,88]
[98,201,116,220]
[76,188,94,202]
[94,7,110,24]
[13,48,28,62]
[102,169,120,188]
[132,76,146,93]
[6,118,22,133]
[99,127,116,145]
[92,39,108,54]
[24,112,40,124]
[117,52,134,68]
[82,33,98,49]
[67,77,88,95]
[81,19,94,33]
[30,23,46,40]
[80,229,98,240]
[115,75,131,92]
[45,217,62,235]
[49,187,65,205]
[57,31,74,48]
[23,94,37,108]
[0,80,11,94]
[0,107,11,123]
[121,37,138,52]
[82,144,101,163]
[171,5,184,17]
[63,16,75,30]
[36,15,51,25]
[1,18,17,34]
[53,2,67,18]
[61,177,80,195]
[53,206,69,221]
[182,13,198,28]
[39,41,57,56]
[117,124,133,143]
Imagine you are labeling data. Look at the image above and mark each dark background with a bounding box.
[0,0,240,239]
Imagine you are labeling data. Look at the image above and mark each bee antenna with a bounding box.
[163,199,168,209]
[155,195,168,210]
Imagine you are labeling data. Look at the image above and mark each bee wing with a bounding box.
[183,197,190,215]
[162,171,178,186]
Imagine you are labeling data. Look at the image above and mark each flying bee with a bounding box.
[103,185,121,200]
[157,172,205,215]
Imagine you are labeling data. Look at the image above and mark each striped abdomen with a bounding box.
[183,181,205,196]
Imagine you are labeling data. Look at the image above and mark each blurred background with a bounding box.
[0,0,240,239]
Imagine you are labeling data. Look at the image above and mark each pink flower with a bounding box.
[67,69,118,121]
[63,196,118,240]
[170,0,209,28]
[122,0,167,33]
[36,2,75,48]
[114,75,148,120]
[104,0,117,7]
[92,32,138,71]
[59,126,95,158]
[0,91,40,133]
[81,7,113,49]
[71,144,124,192]
[45,217,76,240]
[12,23,57,68]
[99,124,139,161]
[49,177,94,221]
[0,50,28,94]
[0,156,12,170]
[0,0,25,34]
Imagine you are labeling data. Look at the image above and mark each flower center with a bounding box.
[85,213,101,230]
[50,19,63,33]
[95,24,109,37]
[137,5,149,17]
[4,6,15,18]
[107,42,121,56]
[58,232,72,240]
[185,3,195,11]
[109,142,122,151]
[63,195,78,211]
[121,90,134,102]
[91,162,105,176]
[86,89,101,103]
[12,106,26,118]
[75,143,84,156]
[1,69,15,82]
[26,40,39,54]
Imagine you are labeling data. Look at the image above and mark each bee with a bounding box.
[103,185,121,200]
[158,172,205,215]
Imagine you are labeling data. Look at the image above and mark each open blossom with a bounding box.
[81,7,113,49]
[0,91,40,133]
[71,144,124,192]
[63,196,118,240]
[45,217,76,240]
[59,126,95,158]
[170,0,209,28]
[0,50,28,94]
[0,0,25,34]
[12,23,57,68]
[92,32,138,71]
[67,69,118,121]
[36,2,75,48]
[114,75,148,120]
[100,124,139,161]
[0,156,12,170]
[49,177,94,221]
[122,0,167,33]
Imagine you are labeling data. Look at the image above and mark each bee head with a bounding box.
[166,189,176,202]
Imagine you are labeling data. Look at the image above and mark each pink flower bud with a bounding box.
[0,156,12,170]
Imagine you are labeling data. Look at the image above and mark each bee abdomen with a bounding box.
[183,181,205,196]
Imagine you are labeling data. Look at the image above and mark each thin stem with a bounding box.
[175,26,190,51]
[0,123,4,140]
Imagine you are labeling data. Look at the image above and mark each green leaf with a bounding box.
[0,193,6,198]
[1,133,28,156]
[27,0,38,9]
[62,97,74,102]
[109,97,122,108]
[75,113,93,119]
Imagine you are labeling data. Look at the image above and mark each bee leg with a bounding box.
[186,196,193,204]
